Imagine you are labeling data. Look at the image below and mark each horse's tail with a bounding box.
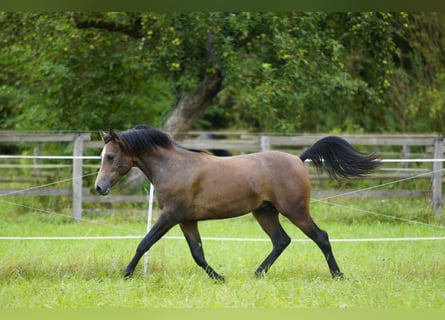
[299,136,380,180]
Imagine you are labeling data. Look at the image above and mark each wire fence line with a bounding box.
[1,171,444,246]
[1,235,445,242]
[1,165,444,247]
[1,132,443,261]
[1,154,445,162]
[1,132,444,221]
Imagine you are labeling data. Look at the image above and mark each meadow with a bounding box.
[0,198,444,308]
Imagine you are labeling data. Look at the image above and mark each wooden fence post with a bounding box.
[72,133,83,221]
[33,146,40,173]
[260,135,270,151]
[432,136,443,219]
[401,145,410,189]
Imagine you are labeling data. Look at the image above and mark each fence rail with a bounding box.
[0,131,443,220]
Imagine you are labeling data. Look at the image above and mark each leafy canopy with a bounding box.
[1,12,444,133]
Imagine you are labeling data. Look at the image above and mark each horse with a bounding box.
[94,125,380,281]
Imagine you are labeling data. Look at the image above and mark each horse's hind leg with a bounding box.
[179,221,225,282]
[287,212,343,278]
[253,203,291,277]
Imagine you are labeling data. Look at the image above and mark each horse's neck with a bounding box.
[133,147,184,185]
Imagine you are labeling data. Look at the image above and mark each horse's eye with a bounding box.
[106,154,115,162]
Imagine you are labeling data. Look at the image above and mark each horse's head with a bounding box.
[95,129,134,196]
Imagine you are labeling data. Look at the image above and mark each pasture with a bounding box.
[1,198,444,308]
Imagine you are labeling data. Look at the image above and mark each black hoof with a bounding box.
[123,270,133,279]
[332,271,344,279]
[254,268,267,278]
[212,274,225,283]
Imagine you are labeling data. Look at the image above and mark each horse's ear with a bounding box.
[104,128,128,151]
[99,131,107,141]
[109,128,119,142]
[109,129,126,148]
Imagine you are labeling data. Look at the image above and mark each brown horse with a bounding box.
[95,125,380,280]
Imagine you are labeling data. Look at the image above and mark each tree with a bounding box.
[0,12,171,131]
[73,12,225,137]
[70,12,426,133]
[389,12,445,132]
[1,12,445,134]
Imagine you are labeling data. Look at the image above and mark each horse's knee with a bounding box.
[275,233,291,250]
[136,239,151,255]
[316,229,332,250]
[294,218,331,246]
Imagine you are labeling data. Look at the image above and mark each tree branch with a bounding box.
[72,14,143,39]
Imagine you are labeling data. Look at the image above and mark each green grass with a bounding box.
[0,198,444,308]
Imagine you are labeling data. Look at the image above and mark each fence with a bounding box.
[0,131,443,220]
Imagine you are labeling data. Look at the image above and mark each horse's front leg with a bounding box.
[124,212,177,278]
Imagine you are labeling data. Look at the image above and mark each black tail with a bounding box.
[299,136,380,180]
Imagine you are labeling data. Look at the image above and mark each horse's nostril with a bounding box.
[95,184,110,195]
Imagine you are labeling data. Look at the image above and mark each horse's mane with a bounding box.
[110,125,205,154]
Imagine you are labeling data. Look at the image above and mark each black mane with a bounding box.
[110,125,205,154]
[119,125,173,154]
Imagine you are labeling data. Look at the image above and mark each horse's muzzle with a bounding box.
[95,183,111,196]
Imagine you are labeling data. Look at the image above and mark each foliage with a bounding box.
[1,12,445,133]
[0,12,171,131]
[389,13,445,132]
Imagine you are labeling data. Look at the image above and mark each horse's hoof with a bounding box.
[213,274,225,283]
[254,268,267,278]
[332,271,344,279]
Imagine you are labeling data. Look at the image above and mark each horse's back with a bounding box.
[254,151,310,193]
[241,150,306,178]
[210,150,310,206]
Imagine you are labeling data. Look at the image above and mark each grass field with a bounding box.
[0,198,444,308]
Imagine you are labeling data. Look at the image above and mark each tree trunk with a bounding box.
[162,33,223,137]
[162,72,223,137]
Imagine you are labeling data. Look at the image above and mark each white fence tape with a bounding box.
[1,154,443,244]
[0,154,444,162]
[0,155,101,160]
[1,235,444,242]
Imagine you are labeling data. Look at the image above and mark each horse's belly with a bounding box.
[191,182,263,219]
